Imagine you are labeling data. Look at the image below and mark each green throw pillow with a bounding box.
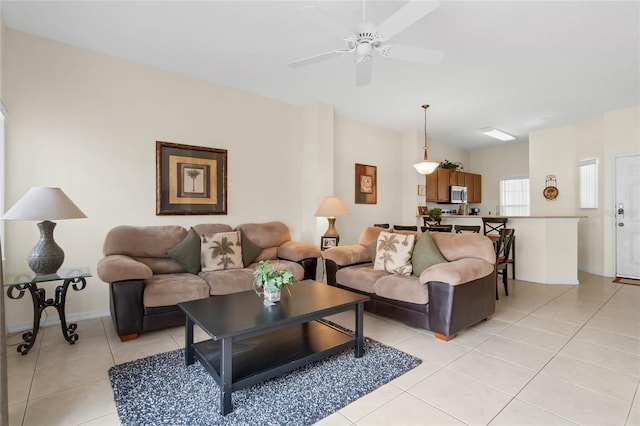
[240,228,262,266]
[363,240,377,262]
[167,227,201,275]
[411,232,447,276]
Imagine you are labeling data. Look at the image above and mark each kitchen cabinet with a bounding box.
[464,172,482,203]
[436,168,450,202]
[426,168,482,203]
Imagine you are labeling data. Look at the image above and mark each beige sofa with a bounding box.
[97,221,320,341]
[324,226,496,340]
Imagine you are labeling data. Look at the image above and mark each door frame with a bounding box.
[612,151,640,278]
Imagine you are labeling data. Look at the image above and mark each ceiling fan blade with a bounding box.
[300,5,354,38]
[355,57,372,87]
[376,1,440,39]
[289,50,348,68]
[383,44,444,65]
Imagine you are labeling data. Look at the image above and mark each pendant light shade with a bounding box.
[413,104,439,175]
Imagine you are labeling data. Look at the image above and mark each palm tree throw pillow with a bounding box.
[201,231,244,272]
[373,231,416,276]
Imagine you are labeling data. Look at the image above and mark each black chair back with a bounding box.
[495,228,515,260]
[393,225,418,231]
[425,224,453,232]
[455,225,481,234]
[482,217,508,238]
[373,223,390,229]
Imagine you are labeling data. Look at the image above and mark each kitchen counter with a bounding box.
[416,215,586,285]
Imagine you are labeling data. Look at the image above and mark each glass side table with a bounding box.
[4,267,91,355]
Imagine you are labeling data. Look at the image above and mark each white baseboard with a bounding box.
[516,276,579,285]
[578,266,614,278]
[6,309,110,334]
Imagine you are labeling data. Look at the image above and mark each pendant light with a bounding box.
[413,104,439,175]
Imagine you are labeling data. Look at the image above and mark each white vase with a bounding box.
[264,289,281,303]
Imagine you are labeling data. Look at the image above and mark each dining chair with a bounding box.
[393,225,418,231]
[482,217,508,240]
[423,224,453,232]
[495,228,515,299]
[454,225,481,233]
[373,223,390,229]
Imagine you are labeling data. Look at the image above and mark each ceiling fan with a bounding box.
[288,0,443,86]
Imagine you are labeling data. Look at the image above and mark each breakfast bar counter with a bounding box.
[418,215,586,285]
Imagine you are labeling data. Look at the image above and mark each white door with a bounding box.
[616,154,640,279]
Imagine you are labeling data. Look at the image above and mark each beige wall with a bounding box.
[3,28,639,330]
[530,106,640,276]
[2,30,411,330]
[469,142,529,215]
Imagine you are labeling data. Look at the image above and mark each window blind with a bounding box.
[500,177,530,216]
[578,159,598,209]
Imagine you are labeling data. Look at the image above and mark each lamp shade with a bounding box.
[413,161,439,175]
[314,196,350,218]
[2,187,86,221]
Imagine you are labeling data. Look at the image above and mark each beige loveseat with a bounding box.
[97,221,320,341]
[324,226,496,341]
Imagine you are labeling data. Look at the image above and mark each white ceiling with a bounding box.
[2,1,639,149]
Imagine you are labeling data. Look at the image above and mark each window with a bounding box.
[500,177,530,216]
[578,159,598,209]
[0,100,6,258]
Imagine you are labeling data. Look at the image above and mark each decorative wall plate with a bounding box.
[543,186,559,200]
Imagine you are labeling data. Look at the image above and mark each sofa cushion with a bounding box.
[419,258,494,286]
[239,228,262,266]
[236,222,292,262]
[200,259,305,296]
[335,263,388,294]
[374,274,428,305]
[200,268,257,295]
[166,227,201,275]
[373,232,415,276]
[430,232,496,264]
[411,232,447,277]
[201,231,244,272]
[103,225,187,258]
[143,273,210,307]
[357,226,385,245]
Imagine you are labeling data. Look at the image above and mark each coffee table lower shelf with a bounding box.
[191,320,355,399]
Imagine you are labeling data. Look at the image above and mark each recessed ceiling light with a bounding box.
[481,128,516,141]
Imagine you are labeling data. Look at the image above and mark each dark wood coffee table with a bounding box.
[178,280,369,415]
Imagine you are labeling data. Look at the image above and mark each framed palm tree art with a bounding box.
[156,141,228,215]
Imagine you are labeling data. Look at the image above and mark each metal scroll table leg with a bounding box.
[55,278,82,345]
[15,285,44,355]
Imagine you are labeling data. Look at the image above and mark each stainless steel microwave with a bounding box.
[450,185,467,203]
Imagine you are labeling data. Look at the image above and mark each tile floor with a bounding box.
[5,272,640,425]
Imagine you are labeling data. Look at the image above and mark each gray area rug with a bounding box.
[109,333,421,425]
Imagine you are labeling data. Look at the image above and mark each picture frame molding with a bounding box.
[156,141,228,215]
[320,236,338,251]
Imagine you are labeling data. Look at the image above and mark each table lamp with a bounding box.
[314,196,350,243]
[2,187,87,275]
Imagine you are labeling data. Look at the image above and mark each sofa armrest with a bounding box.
[278,241,321,262]
[419,258,494,286]
[323,245,371,267]
[97,255,153,283]
[427,270,496,338]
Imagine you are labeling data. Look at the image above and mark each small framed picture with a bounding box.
[320,236,338,251]
[418,185,426,196]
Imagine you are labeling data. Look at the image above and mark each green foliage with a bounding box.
[439,159,462,170]
[254,260,295,293]
[427,207,442,221]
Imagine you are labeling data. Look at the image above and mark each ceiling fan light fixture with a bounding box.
[414,104,439,175]
[482,128,516,141]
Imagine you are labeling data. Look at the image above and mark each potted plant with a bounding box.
[439,159,463,171]
[427,207,443,224]
[253,260,295,306]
